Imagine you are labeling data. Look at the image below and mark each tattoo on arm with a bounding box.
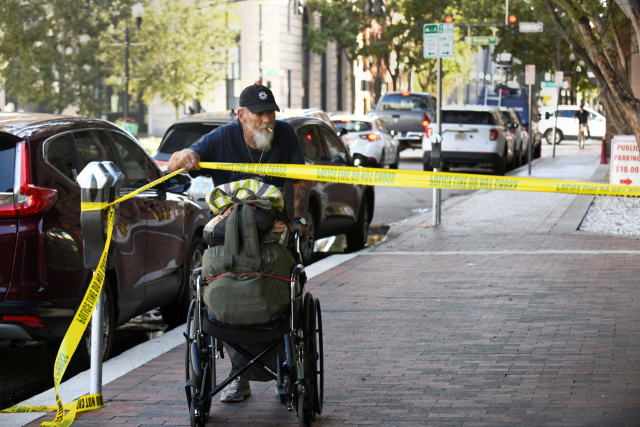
[293,181,309,218]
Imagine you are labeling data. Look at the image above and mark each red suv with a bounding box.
[0,113,208,370]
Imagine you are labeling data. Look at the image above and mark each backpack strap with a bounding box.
[241,204,262,271]
[223,206,240,270]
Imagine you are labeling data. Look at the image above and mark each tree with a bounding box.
[305,0,371,112]
[110,0,237,120]
[544,0,640,146]
[0,0,135,115]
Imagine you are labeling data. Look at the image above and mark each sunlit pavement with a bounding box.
[17,138,640,426]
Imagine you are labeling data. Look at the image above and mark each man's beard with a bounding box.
[246,120,274,151]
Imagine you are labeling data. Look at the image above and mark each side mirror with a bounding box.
[339,128,349,136]
[165,173,192,193]
[511,122,519,129]
[537,113,542,121]
[545,112,551,120]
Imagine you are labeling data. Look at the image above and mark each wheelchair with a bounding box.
[184,231,324,427]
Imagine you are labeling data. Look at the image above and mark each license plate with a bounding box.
[454,133,467,140]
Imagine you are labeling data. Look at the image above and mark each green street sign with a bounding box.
[541,81,557,88]
[424,24,438,34]
[464,36,499,45]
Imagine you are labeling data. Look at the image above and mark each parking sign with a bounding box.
[423,23,454,58]
[525,65,535,86]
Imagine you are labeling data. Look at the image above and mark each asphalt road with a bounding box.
[0,149,483,410]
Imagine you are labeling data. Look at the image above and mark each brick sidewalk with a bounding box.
[26,144,640,426]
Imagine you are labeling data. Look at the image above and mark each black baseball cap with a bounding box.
[239,84,280,114]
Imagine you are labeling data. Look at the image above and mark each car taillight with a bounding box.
[0,141,57,219]
[490,129,499,140]
[425,127,433,138]
[154,160,168,166]
[422,116,430,128]
[2,315,45,328]
[360,134,379,141]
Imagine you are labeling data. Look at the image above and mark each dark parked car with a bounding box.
[153,113,374,265]
[0,113,208,371]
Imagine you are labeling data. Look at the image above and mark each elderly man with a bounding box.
[167,84,310,402]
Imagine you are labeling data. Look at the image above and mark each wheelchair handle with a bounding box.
[292,230,301,256]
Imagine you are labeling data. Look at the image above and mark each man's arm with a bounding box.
[292,179,311,242]
[168,148,201,172]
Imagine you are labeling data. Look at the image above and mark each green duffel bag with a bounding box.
[202,204,295,327]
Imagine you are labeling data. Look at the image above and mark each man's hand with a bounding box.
[292,223,311,243]
[168,149,201,172]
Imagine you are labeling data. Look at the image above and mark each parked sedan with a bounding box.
[153,113,374,265]
[422,106,515,175]
[0,113,208,372]
[331,115,400,168]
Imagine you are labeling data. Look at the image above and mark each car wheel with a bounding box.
[544,129,563,144]
[346,196,370,252]
[495,148,507,175]
[67,278,115,376]
[160,236,204,328]
[300,210,317,266]
[390,149,400,169]
[422,152,433,171]
[534,142,542,158]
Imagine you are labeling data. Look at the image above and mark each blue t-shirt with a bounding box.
[189,119,304,188]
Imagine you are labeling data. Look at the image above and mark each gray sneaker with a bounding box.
[220,377,251,402]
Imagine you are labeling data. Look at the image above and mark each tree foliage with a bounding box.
[544,0,640,145]
[108,0,237,120]
[0,0,134,115]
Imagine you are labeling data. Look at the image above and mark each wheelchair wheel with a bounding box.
[298,393,313,427]
[185,301,213,427]
[304,294,324,416]
[313,298,324,414]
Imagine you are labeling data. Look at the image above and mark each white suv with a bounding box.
[422,106,515,175]
[539,105,606,144]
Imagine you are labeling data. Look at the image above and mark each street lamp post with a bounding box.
[123,3,144,122]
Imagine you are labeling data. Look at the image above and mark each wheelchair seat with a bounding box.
[201,314,291,345]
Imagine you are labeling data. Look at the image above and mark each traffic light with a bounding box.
[508,14,517,35]
[444,15,453,24]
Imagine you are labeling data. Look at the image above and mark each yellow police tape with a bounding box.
[2,161,632,425]
[0,168,184,426]
[199,162,639,197]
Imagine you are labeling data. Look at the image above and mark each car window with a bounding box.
[73,130,116,167]
[442,111,495,125]
[46,135,78,182]
[510,110,523,125]
[560,110,576,118]
[0,137,15,193]
[110,131,160,189]
[379,120,391,133]
[297,125,327,161]
[502,112,511,124]
[159,124,219,154]
[378,94,433,111]
[333,120,372,132]
[320,127,349,165]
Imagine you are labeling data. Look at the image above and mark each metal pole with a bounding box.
[552,33,561,158]
[90,282,103,395]
[433,57,442,227]
[259,4,262,84]
[124,27,129,122]
[505,0,509,25]
[528,84,532,175]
